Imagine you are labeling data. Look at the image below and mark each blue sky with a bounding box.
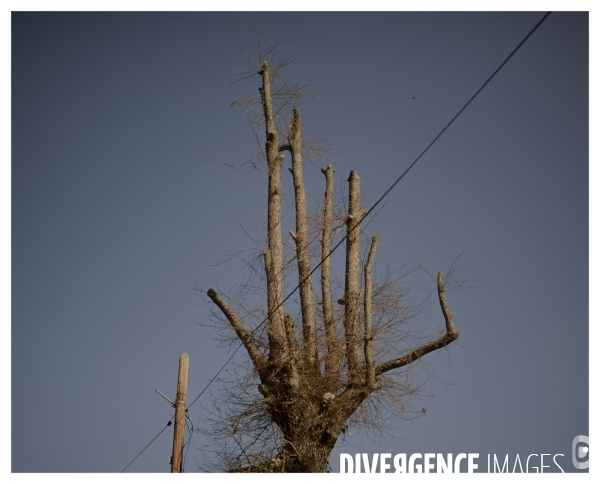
[9,7,592,475]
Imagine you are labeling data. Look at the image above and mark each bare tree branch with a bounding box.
[286,108,318,372]
[375,272,459,375]
[364,235,379,388]
[207,288,268,375]
[343,171,366,380]
[319,163,341,377]
[260,61,287,362]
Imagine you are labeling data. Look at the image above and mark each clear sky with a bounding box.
[10,9,589,474]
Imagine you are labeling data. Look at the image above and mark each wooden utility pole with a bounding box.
[170,352,189,473]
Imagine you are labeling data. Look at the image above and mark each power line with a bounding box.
[185,11,551,415]
[182,418,194,472]
[121,415,174,473]
[361,11,552,220]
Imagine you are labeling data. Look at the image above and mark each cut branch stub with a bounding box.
[320,164,340,377]
[261,60,287,362]
[343,170,366,380]
[288,108,318,372]
[364,235,379,388]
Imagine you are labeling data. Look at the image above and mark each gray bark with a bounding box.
[207,288,267,377]
[260,61,287,362]
[284,313,300,362]
[320,164,340,377]
[343,171,366,380]
[287,109,318,371]
[363,235,379,388]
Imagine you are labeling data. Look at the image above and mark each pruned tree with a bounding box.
[200,38,462,473]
